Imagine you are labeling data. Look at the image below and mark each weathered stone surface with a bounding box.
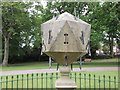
[55,66,77,89]
[41,12,91,65]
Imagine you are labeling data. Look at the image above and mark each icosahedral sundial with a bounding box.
[41,12,91,89]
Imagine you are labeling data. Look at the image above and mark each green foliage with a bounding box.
[2,2,43,63]
[86,2,120,56]
[2,2,119,64]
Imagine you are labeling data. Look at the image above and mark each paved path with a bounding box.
[1,67,119,76]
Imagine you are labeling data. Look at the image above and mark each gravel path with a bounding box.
[1,67,119,76]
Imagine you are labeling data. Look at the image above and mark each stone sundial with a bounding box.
[41,12,91,89]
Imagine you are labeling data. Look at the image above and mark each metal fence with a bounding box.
[0,72,119,89]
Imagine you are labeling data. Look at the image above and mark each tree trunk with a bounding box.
[90,48,96,58]
[109,37,114,58]
[2,37,9,66]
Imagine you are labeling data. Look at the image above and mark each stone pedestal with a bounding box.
[55,66,77,90]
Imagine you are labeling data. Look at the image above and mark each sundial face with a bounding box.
[41,12,91,66]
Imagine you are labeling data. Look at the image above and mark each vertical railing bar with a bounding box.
[36,73,38,89]
[70,73,72,79]
[56,73,58,79]
[75,72,76,83]
[56,72,58,89]
[11,76,13,90]
[22,74,24,89]
[94,74,95,90]
[114,76,116,90]
[32,73,33,89]
[103,75,105,90]
[84,74,86,89]
[41,73,43,88]
[50,73,52,88]
[46,73,48,89]
[27,74,29,90]
[1,76,2,89]
[80,73,81,89]
[6,76,8,90]
[109,76,111,90]
[89,74,91,89]
[52,73,53,88]
[99,76,100,90]
[17,75,19,90]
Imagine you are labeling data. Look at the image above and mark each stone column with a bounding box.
[55,66,77,90]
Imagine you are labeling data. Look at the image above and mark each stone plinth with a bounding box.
[55,66,77,90]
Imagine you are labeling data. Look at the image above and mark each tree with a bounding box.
[86,2,104,57]
[101,2,119,57]
[41,2,89,22]
[1,2,34,66]
[87,2,120,57]
[40,2,102,58]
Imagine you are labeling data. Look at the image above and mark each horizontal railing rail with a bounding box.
[0,72,119,89]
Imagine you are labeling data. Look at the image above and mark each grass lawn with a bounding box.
[1,58,119,71]
[1,58,119,89]
[92,58,119,62]
[73,71,119,88]
[1,71,119,88]
[74,71,119,77]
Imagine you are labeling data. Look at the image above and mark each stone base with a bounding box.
[56,79,76,90]
[55,66,77,90]
[56,88,76,90]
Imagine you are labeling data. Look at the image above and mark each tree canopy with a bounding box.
[1,2,120,66]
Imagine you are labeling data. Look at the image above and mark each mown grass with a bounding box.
[92,58,119,62]
[1,59,118,71]
[1,71,119,88]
